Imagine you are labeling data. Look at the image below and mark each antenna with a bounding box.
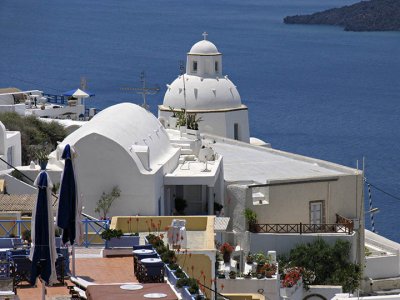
[179,61,188,120]
[80,77,87,91]
[121,71,160,110]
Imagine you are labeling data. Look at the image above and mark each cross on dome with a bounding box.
[202,32,208,40]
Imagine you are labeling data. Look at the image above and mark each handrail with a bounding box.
[250,222,353,234]
[198,281,229,300]
[0,156,59,205]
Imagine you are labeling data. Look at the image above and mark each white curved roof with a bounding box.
[189,40,220,55]
[60,103,174,169]
[163,75,242,110]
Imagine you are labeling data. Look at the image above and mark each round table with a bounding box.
[133,249,155,255]
[141,258,162,263]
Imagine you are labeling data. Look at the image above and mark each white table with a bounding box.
[141,258,162,263]
[133,249,155,255]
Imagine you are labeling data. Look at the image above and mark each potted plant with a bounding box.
[229,270,237,279]
[254,252,266,274]
[262,263,277,278]
[176,108,187,134]
[220,242,235,263]
[35,149,49,170]
[181,277,202,300]
[244,208,258,232]
[246,253,254,264]
[101,228,140,249]
[168,106,178,129]
[186,113,202,138]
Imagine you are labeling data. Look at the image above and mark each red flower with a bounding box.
[219,242,234,254]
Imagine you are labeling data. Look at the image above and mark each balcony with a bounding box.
[249,214,354,235]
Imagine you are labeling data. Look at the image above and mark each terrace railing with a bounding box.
[250,221,353,235]
[82,218,110,248]
[0,220,30,237]
[0,218,109,248]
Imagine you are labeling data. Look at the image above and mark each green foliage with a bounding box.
[100,228,123,241]
[244,208,257,224]
[94,186,121,219]
[176,276,190,288]
[161,248,177,264]
[175,109,187,127]
[0,112,67,165]
[279,239,361,292]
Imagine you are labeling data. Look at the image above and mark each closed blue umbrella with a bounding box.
[57,144,77,245]
[30,171,57,289]
[57,144,82,276]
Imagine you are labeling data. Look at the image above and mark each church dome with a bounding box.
[163,75,242,111]
[189,40,220,55]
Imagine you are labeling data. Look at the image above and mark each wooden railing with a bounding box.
[336,214,354,233]
[250,221,353,235]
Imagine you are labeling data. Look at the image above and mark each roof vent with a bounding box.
[130,145,150,170]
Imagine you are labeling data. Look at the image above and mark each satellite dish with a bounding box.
[198,147,214,172]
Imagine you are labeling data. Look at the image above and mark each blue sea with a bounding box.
[1,0,399,240]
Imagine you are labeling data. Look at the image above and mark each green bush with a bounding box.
[100,229,123,241]
[278,239,361,292]
[0,112,67,165]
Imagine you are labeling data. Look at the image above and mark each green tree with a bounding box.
[0,112,67,165]
[279,239,361,292]
[95,186,121,219]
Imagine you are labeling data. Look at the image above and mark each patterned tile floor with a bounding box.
[16,251,137,300]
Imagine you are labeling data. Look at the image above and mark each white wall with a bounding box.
[304,285,343,300]
[365,254,400,279]
[72,133,168,218]
[1,174,36,194]
[159,109,250,143]
[365,230,400,279]
[255,175,362,225]
[217,277,279,300]
[0,104,26,115]
[6,131,22,167]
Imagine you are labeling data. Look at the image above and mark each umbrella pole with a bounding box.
[40,278,46,300]
[72,244,76,277]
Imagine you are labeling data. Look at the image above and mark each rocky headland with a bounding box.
[284,0,400,32]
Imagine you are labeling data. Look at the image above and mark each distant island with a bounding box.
[284,0,400,32]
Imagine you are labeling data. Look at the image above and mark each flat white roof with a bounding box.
[207,135,359,184]
[164,156,222,186]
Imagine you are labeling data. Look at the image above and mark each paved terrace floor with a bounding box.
[16,247,138,300]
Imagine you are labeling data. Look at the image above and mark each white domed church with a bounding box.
[158,33,250,142]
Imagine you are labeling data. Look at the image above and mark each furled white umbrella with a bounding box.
[30,171,58,300]
[57,144,83,277]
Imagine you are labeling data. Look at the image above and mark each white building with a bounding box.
[0,88,86,120]
[0,121,21,171]
[158,34,250,142]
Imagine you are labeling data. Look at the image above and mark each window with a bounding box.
[215,61,219,72]
[309,200,325,225]
[234,123,239,140]
[6,146,13,166]
[193,61,198,72]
